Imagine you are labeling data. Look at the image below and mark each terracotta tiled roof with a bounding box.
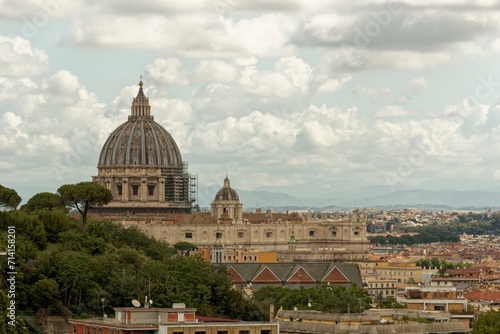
[242,212,300,224]
[178,212,217,225]
[464,290,500,303]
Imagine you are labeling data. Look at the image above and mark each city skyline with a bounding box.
[1,0,500,204]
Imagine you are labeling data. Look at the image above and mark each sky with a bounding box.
[1,0,500,206]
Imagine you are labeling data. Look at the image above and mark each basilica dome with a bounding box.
[92,80,193,218]
[98,81,182,167]
[214,174,239,201]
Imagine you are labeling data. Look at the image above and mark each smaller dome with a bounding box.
[214,174,239,201]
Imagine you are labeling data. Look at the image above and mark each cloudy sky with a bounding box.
[1,0,500,205]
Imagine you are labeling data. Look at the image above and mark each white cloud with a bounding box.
[406,76,429,93]
[374,105,414,118]
[353,86,392,102]
[0,35,48,77]
[146,58,189,85]
[63,13,296,57]
[2,111,22,128]
[190,59,239,83]
[5,1,500,200]
[317,75,352,94]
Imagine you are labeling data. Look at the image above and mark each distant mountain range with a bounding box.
[197,185,500,211]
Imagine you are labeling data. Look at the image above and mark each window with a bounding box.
[266,231,273,238]
[238,231,244,238]
[218,331,228,334]
[174,332,184,334]
[240,331,250,334]
[195,332,206,334]
[148,185,154,196]
[261,331,271,334]
[354,231,360,236]
[216,232,222,239]
[375,284,378,288]
[391,290,394,295]
[117,185,122,196]
[309,230,315,236]
[132,185,139,196]
[381,283,384,288]
[392,283,394,287]
[185,232,193,239]
[332,231,337,237]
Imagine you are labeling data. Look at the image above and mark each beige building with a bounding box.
[69,304,278,334]
[398,286,468,312]
[359,261,422,289]
[123,178,369,258]
[365,277,397,301]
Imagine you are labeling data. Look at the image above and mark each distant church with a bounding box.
[92,81,369,261]
[92,80,196,217]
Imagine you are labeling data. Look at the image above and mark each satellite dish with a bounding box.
[308,303,311,308]
[104,314,108,319]
[149,300,153,305]
[132,299,141,307]
[294,307,298,311]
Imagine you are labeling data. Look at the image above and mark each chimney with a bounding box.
[270,304,275,321]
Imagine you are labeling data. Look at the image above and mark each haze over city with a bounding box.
[1,0,500,205]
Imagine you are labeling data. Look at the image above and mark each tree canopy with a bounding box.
[251,283,372,320]
[377,296,405,309]
[472,309,500,333]
[57,182,112,232]
[0,184,21,210]
[0,206,249,321]
[415,257,473,275]
[174,241,198,256]
[369,231,460,245]
[21,192,65,213]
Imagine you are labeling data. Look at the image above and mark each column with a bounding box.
[140,178,147,202]
[123,178,129,201]
[159,179,165,202]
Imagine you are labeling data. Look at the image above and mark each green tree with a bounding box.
[32,278,60,310]
[377,296,405,309]
[472,309,500,333]
[36,209,70,243]
[58,182,112,233]
[21,192,65,212]
[174,241,198,256]
[0,184,21,210]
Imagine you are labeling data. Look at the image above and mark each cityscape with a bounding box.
[2,1,500,334]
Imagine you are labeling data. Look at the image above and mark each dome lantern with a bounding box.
[130,79,152,119]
